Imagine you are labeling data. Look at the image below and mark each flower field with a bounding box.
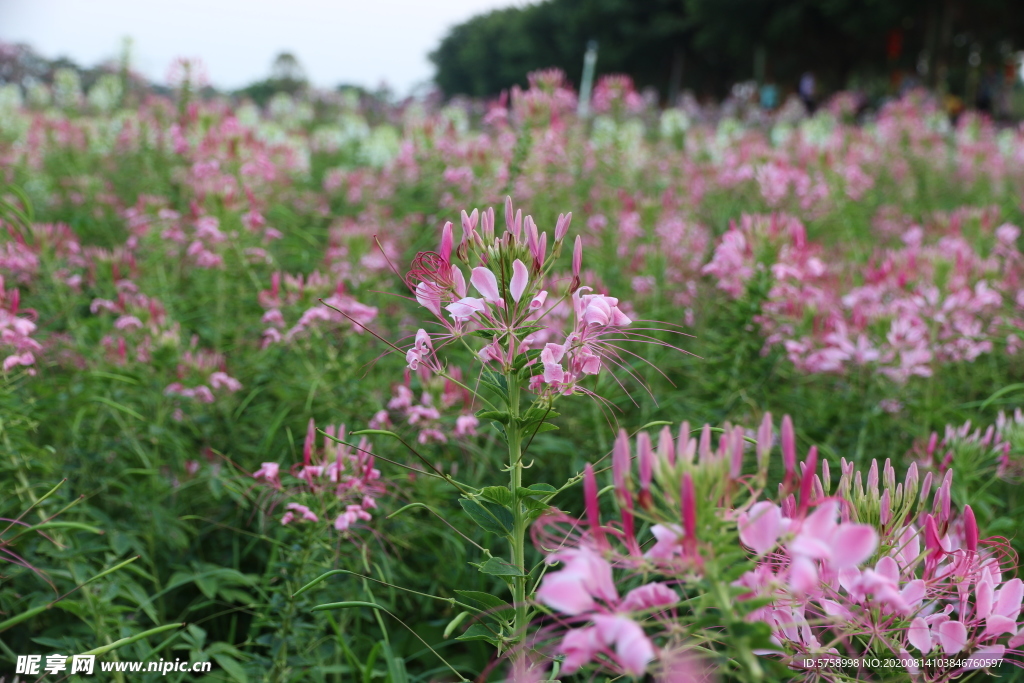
[4,70,1024,681]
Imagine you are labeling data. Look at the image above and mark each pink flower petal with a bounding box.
[994,578,1023,622]
[984,614,1017,639]
[789,555,819,594]
[536,570,596,616]
[828,524,878,569]
[620,583,679,612]
[739,501,783,555]
[557,627,601,675]
[908,617,932,652]
[510,259,528,302]
[470,266,501,302]
[592,615,654,677]
[938,620,968,655]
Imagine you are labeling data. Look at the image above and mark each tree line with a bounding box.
[430,0,1024,102]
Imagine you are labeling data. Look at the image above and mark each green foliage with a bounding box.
[432,0,1024,98]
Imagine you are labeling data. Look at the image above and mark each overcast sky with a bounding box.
[0,0,519,95]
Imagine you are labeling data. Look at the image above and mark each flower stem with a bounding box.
[506,372,527,642]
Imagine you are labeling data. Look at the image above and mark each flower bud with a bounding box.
[637,432,654,510]
[554,212,572,242]
[658,426,675,469]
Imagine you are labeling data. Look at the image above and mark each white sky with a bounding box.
[0,0,520,95]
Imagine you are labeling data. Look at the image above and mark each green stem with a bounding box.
[506,372,527,642]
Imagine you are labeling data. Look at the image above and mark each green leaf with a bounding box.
[211,654,248,683]
[526,423,558,434]
[518,483,557,497]
[476,410,511,424]
[479,486,513,507]
[521,406,558,421]
[454,590,514,621]
[477,557,526,577]
[521,497,549,522]
[455,623,501,646]
[194,574,218,600]
[459,499,513,536]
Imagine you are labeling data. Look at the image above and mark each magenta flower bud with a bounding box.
[963,504,978,554]
[927,432,938,458]
[781,414,796,486]
[303,417,316,467]
[924,514,944,561]
[536,232,547,270]
[880,489,891,526]
[583,463,607,549]
[440,221,453,263]
[637,432,654,510]
[658,426,675,468]
[612,429,631,507]
[884,458,895,491]
[554,212,572,242]
[681,472,696,542]
[799,446,818,511]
